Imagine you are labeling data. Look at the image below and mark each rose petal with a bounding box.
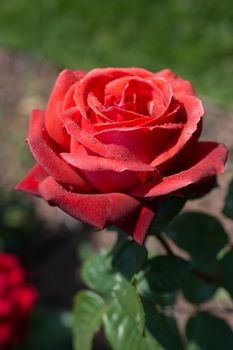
[16,164,48,196]
[39,176,155,243]
[130,142,228,197]
[27,109,90,190]
[87,93,113,123]
[63,115,134,160]
[45,69,84,149]
[118,206,156,245]
[62,84,76,111]
[151,94,204,167]
[147,77,173,109]
[103,105,146,123]
[88,92,145,123]
[61,152,155,173]
[74,68,135,118]
[39,176,141,229]
[133,207,156,244]
[140,101,181,127]
[122,67,153,78]
[95,124,183,163]
[105,76,134,99]
[74,68,153,118]
[154,69,195,96]
[93,103,181,133]
[94,116,151,132]
[61,152,159,192]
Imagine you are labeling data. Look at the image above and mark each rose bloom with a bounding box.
[17,68,228,244]
[0,253,37,349]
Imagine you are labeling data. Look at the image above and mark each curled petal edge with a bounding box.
[130,142,228,198]
[27,109,90,191]
[39,176,155,244]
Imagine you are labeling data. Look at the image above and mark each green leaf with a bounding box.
[102,275,152,350]
[73,291,106,350]
[165,212,228,262]
[182,273,217,304]
[81,250,116,294]
[137,271,176,306]
[219,249,233,297]
[185,342,202,350]
[186,312,233,350]
[182,261,218,304]
[223,177,233,219]
[103,299,159,350]
[113,275,145,334]
[112,240,147,279]
[149,195,186,233]
[142,255,189,293]
[143,299,184,350]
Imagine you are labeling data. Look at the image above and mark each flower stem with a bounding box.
[157,233,174,255]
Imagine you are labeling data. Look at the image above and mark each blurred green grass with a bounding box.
[0,0,233,106]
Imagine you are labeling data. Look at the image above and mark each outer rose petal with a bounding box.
[38,176,155,244]
[27,109,90,190]
[154,69,195,96]
[45,69,84,149]
[151,94,204,167]
[130,142,228,198]
[16,164,48,196]
[119,206,156,245]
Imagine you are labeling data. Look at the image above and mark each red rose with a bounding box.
[0,253,37,349]
[16,68,228,244]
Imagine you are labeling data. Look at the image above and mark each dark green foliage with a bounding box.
[143,299,184,350]
[182,261,218,304]
[140,255,190,293]
[112,240,148,279]
[149,196,186,233]
[223,177,233,219]
[219,249,233,297]
[165,212,228,262]
[186,312,233,350]
[76,223,233,350]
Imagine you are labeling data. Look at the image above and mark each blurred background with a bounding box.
[0,0,233,349]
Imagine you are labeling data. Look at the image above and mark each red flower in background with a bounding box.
[0,253,37,349]
[17,68,228,244]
